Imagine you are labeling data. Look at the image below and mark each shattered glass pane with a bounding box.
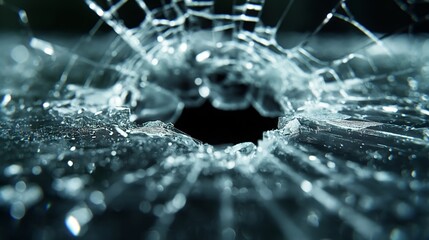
[1,0,429,239]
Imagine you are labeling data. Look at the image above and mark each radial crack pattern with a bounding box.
[0,0,429,239]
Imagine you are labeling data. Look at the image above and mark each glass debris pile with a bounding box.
[1,0,428,239]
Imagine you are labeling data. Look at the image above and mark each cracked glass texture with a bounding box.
[0,0,429,239]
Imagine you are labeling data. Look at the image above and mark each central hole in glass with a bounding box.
[174,102,278,145]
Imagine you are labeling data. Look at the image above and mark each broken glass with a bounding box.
[0,0,428,239]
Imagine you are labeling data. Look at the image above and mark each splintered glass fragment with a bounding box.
[0,0,429,239]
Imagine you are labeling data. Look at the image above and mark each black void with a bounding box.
[174,102,278,145]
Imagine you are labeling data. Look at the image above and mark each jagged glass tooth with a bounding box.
[279,112,429,176]
[225,142,256,158]
[131,120,202,145]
